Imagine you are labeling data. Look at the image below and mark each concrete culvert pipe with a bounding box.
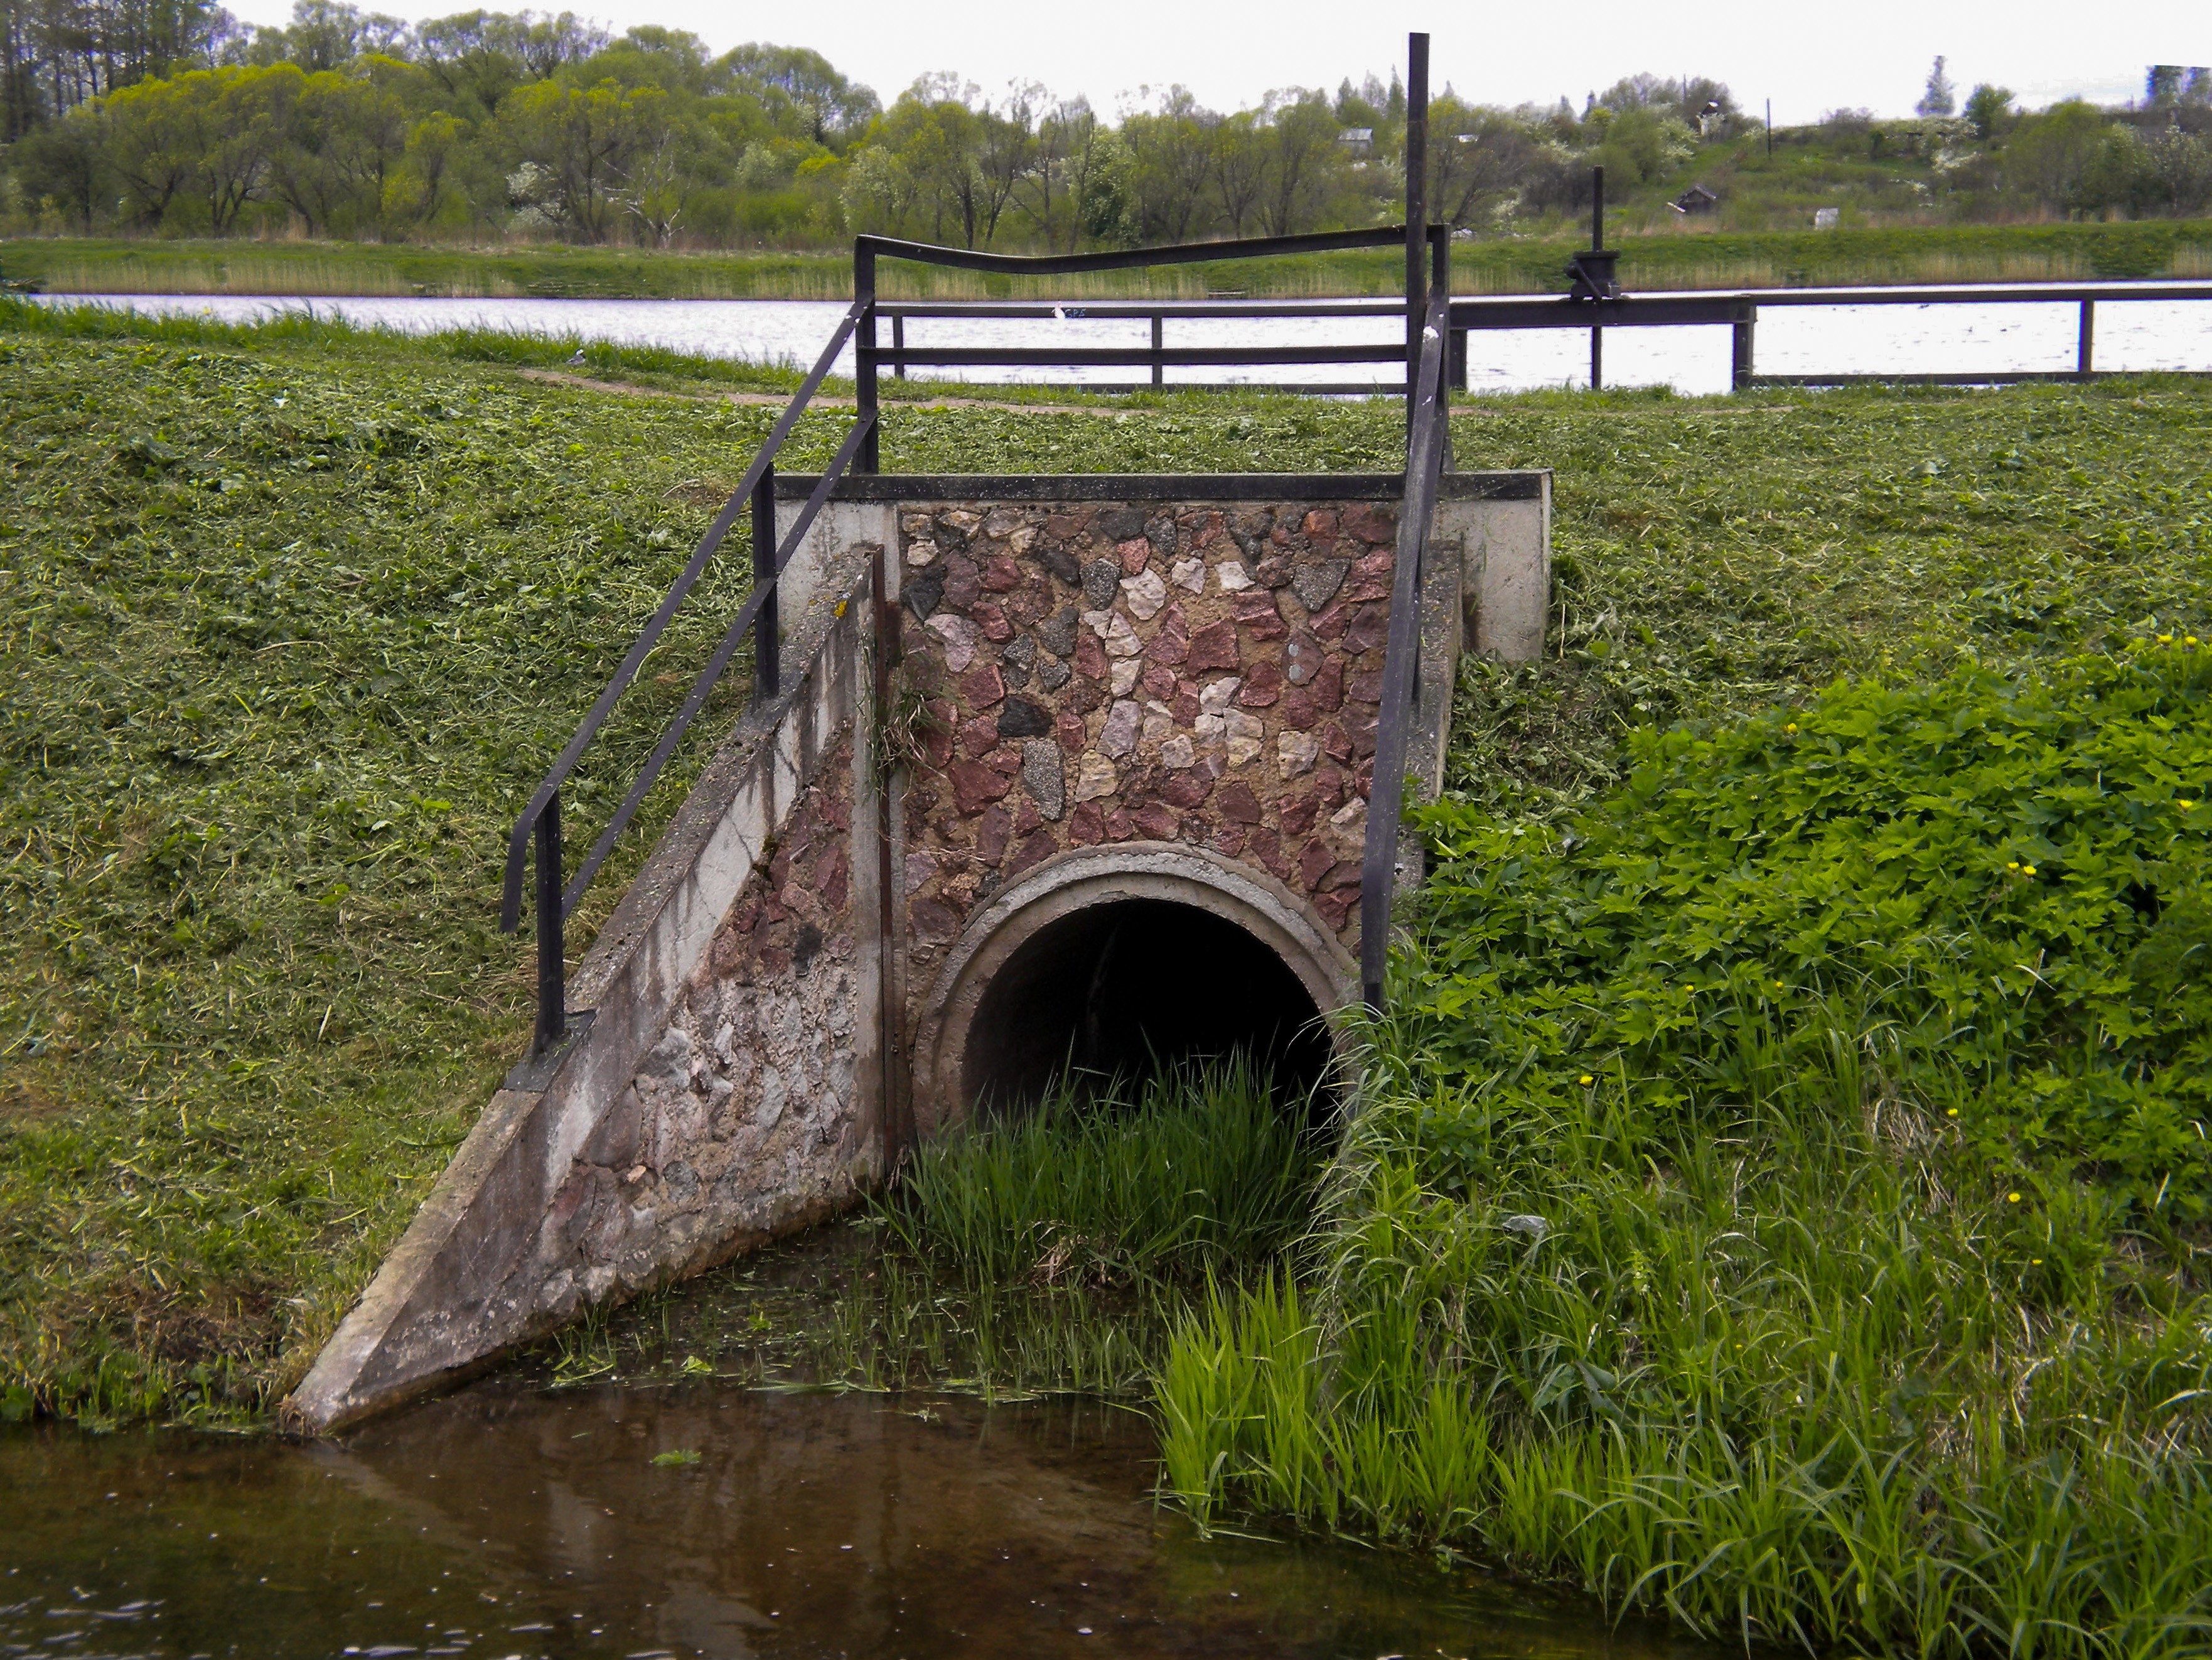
[912,844,1356,1135]
[960,897,1333,1114]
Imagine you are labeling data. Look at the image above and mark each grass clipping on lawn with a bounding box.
[1161,645,2212,1656]
[1,293,2210,1431]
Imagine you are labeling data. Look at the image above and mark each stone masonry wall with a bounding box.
[895,498,1397,1018]
[537,736,869,1313]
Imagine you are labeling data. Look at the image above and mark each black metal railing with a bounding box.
[500,222,1462,1054]
[1359,286,1452,1014]
[500,30,1472,1051]
[498,297,874,1055]
[1448,279,2212,392]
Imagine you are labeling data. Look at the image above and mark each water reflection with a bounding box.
[4,1384,1722,1660]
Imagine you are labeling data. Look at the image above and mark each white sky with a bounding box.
[228,0,2201,121]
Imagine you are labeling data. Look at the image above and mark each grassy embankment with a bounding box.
[1162,644,2212,1656]
[1,289,2208,1470]
[8,218,2212,301]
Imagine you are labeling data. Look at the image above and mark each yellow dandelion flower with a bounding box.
[2006,861,2020,871]
[1785,722,1798,734]
[2024,865,2038,876]
[1946,1108,1960,1118]
[2007,1192,2022,1203]
[2157,633,2174,644]
[1578,1074,1594,1085]
[2189,636,2202,647]
[2031,1258,2043,1265]
[2182,800,2198,811]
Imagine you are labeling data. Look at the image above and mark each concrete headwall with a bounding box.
[285,470,1549,1432]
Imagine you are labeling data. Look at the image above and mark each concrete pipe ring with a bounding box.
[909,841,1357,1136]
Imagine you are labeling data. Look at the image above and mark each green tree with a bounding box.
[1963,82,2012,139]
[1122,89,1212,242]
[269,62,414,234]
[2004,100,2120,212]
[1916,55,1955,117]
[495,75,664,241]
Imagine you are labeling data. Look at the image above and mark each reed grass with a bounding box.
[880,1058,1325,1288]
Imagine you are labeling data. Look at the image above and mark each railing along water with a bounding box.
[502,222,1459,1053]
[498,297,874,1055]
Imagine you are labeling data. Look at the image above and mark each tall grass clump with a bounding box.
[1158,642,2212,1655]
[882,1057,1324,1288]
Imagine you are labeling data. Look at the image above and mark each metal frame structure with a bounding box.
[502,36,1453,1052]
[500,28,2211,1051]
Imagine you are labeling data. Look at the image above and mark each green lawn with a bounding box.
[2,296,2208,1445]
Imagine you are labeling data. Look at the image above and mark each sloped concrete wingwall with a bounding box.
[287,527,890,1431]
[286,472,1547,1432]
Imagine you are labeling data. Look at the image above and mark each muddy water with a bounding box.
[3,1382,1717,1660]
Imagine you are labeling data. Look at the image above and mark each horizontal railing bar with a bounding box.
[1661,280,2212,308]
[882,344,1409,367]
[883,381,1412,396]
[1748,369,2212,385]
[558,410,879,917]
[1452,296,1753,329]
[857,225,1442,278]
[498,294,869,934]
[876,300,1410,320]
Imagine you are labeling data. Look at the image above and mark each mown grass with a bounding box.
[2,294,2209,1435]
[11,218,2212,301]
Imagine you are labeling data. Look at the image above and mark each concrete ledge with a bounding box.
[777,470,1549,503]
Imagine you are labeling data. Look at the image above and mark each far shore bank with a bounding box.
[7,220,2212,303]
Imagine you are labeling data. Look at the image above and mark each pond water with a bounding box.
[33,288,2212,397]
[2,1384,1718,1660]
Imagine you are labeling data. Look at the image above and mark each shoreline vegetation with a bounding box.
[8,219,2212,303]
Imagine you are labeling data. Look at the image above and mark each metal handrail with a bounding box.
[1360,287,1451,1013]
[498,294,872,1054]
[503,221,1467,1052]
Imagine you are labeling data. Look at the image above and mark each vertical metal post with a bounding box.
[2077,298,2095,376]
[1151,313,1164,387]
[1432,225,1451,448]
[854,241,879,473]
[1449,327,1468,392]
[1591,326,1603,391]
[892,311,906,380]
[1732,305,1756,391]
[533,794,564,1055]
[1405,31,1428,427]
[751,463,778,703]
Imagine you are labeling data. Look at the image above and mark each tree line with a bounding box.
[3,0,2210,248]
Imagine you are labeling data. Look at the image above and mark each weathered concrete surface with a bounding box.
[286,544,884,1433]
[285,472,1549,1433]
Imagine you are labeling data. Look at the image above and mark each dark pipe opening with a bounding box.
[960,898,1333,1118]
